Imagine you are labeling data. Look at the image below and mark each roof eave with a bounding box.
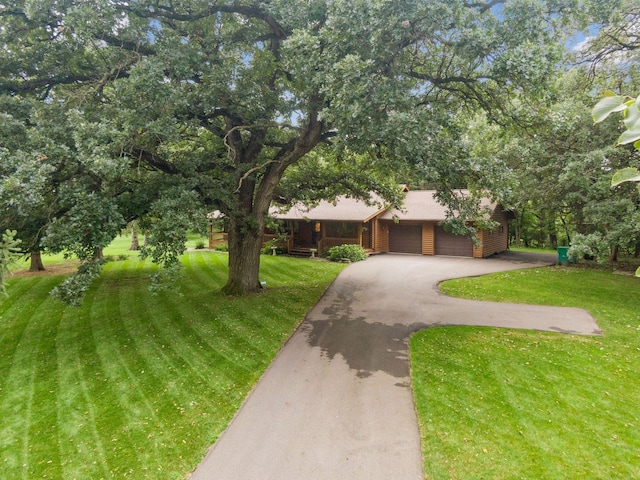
[364,207,388,223]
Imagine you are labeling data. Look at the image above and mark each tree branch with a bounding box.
[465,0,505,14]
[0,61,134,96]
[123,3,288,40]
[408,71,495,87]
[234,160,275,193]
[126,149,180,175]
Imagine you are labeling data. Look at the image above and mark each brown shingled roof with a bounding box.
[271,190,496,222]
[379,190,495,221]
[271,195,384,222]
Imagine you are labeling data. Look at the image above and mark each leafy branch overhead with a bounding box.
[0,0,627,300]
[592,92,640,276]
[592,92,640,149]
[593,93,640,189]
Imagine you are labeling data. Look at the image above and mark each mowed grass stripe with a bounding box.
[28,301,66,480]
[179,252,289,366]
[149,269,260,388]
[0,282,64,479]
[181,251,228,287]
[0,277,63,349]
[0,252,345,478]
[104,259,255,474]
[91,274,165,475]
[64,262,193,477]
[258,255,298,285]
[126,255,259,391]
[259,255,325,286]
[118,256,277,474]
[184,251,229,285]
[58,269,143,479]
[137,284,245,393]
[0,277,41,311]
[117,286,216,476]
[55,305,113,480]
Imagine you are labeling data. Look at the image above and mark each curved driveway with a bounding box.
[191,253,600,480]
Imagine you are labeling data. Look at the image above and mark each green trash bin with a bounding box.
[557,246,569,266]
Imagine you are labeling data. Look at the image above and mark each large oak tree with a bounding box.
[0,0,618,298]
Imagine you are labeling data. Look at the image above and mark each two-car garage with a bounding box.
[387,223,473,257]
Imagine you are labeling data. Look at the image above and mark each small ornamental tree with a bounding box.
[0,230,21,297]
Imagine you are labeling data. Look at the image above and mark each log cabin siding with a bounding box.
[375,220,389,252]
[422,223,435,255]
[473,238,483,258]
[478,206,510,257]
[373,217,510,258]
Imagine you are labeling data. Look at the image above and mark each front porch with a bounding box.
[263,220,372,256]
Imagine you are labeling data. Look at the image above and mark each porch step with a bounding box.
[289,247,314,257]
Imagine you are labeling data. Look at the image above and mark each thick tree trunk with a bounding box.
[609,244,619,264]
[129,229,139,250]
[514,208,523,247]
[219,107,324,295]
[221,217,264,295]
[29,250,45,272]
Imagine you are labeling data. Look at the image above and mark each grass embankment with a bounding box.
[411,267,640,479]
[1,248,344,479]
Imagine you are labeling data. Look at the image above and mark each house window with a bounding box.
[325,222,357,238]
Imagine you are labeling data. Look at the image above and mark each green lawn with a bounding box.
[0,250,344,479]
[509,245,559,255]
[8,245,640,479]
[411,267,640,479]
[12,232,210,273]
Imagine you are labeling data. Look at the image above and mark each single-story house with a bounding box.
[264,189,511,258]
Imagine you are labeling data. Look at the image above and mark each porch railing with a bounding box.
[209,232,228,248]
[262,234,293,252]
[318,236,359,252]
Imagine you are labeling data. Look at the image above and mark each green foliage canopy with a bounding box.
[0,0,614,299]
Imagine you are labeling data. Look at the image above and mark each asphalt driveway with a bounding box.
[190,252,600,480]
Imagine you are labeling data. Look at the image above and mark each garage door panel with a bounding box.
[389,224,422,254]
[434,226,473,257]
